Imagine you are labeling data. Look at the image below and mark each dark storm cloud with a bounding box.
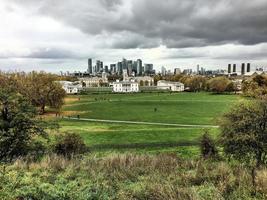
[9,0,267,49]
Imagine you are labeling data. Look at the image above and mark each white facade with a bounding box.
[157,80,184,92]
[112,80,139,93]
[79,72,108,87]
[134,76,154,86]
[58,81,83,94]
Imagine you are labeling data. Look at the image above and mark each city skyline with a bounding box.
[1,0,267,72]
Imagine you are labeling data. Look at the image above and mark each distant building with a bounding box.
[228,64,231,74]
[137,59,143,76]
[174,68,181,75]
[79,72,108,87]
[233,64,236,73]
[161,66,167,75]
[144,64,154,75]
[247,63,251,73]
[241,63,245,75]
[134,76,154,86]
[157,80,184,92]
[88,58,92,74]
[58,81,82,94]
[196,65,200,74]
[112,79,139,93]
[117,62,123,75]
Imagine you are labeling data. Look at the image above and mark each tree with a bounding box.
[18,72,66,114]
[0,90,47,161]
[185,76,207,92]
[200,130,218,159]
[220,100,267,188]
[207,77,231,93]
[242,75,267,98]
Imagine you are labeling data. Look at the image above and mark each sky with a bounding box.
[1,0,267,73]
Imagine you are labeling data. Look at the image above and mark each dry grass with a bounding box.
[3,153,267,200]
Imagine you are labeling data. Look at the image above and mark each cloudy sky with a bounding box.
[1,0,267,72]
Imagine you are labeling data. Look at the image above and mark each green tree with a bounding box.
[0,90,47,161]
[220,100,267,188]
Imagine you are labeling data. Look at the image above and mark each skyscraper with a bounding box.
[233,64,236,73]
[174,68,181,75]
[88,58,92,74]
[247,63,251,72]
[137,59,142,76]
[144,64,153,75]
[161,66,167,76]
[228,64,231,74]
[127,60,133,75]
[117,62,123,75]
[241,63,245,75]
[196,65,199,74]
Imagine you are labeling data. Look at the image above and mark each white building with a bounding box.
[112,79,139,93]
[134,76,154,86]
[157,80,184,92]
[58,81,83,94]
[79,72,108,87]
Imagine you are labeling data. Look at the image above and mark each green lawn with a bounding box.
[59,92,243,156]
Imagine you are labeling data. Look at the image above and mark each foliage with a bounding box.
[207,77,232,93]
[242,75,267,98]
[185,76,207,92]
[220,100,267,166]
[53,133,87,158]
[200,130,218,159]
[18,71,66,114]
[0,72,66,114]
[0,91,47,162]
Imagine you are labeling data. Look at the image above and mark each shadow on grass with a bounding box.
[89,141,199,150]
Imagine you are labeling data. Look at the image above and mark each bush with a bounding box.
[200,131,218,159]
[53,133,87,158]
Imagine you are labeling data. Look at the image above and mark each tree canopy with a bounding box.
[0,90,47,161]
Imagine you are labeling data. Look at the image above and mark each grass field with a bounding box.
[58,92,243,156]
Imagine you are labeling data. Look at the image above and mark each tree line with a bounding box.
[0,71,66,114]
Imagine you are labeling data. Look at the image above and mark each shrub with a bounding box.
[200,131,218,159]
[53,133,87,158]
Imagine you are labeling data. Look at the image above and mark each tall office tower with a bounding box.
[161,66,167,75]
[100,61,103,72]
[201,67,205,75]
[233,64,236,73]
[127,60,133,75]
[137,59,142,75]
[110,64,116,74]
[241,63,245,75]
[247,63,251,72]
[144,64,153,75]
[196,65,200,74]
[96,60,101,73]
[228,64,231,74]
[88,58,92,74]
[104,65,108,73]
[117,62,123,75]
[174,68,181,75]
[133,61,137,74]
[122,58,127,70]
